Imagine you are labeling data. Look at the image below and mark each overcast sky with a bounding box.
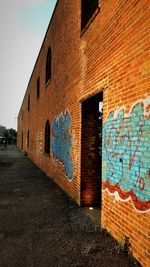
[0,0,57,130]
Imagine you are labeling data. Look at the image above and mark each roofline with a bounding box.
[18,0,59,116]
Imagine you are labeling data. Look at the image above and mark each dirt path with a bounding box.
[0,147,140,267]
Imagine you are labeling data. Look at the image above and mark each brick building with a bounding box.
[17,1,150,266]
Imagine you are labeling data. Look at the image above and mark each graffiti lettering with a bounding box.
[52,110,74,180]
[102,98,150,212]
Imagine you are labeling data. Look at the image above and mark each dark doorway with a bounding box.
[44,120,50,156]
[21,131,23,150]
[81,91,103,210]
[27,130,30,148]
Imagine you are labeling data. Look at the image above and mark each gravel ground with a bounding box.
[0,147,141,267]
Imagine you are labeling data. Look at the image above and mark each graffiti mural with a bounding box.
[52,110,74,181]
[102,97,150,212]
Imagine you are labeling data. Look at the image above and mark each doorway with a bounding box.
[21,131,23,150]
[81,91,103,215]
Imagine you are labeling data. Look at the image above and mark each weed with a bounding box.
[116,236,131,254]
[23,150,28,156]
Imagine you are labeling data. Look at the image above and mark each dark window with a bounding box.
[81,0,99,31]
[37,77,40,99]
[28,94,30,111]
[45,47,51,84]
[45,120,50,155]
[27,130,30,148]
[22,111,23,121]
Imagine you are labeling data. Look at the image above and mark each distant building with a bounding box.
[0,125,6,136]
[17,1,150,266]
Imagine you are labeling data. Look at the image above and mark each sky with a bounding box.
[0,0,57,130]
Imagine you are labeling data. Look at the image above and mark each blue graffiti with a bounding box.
[102,102,150,204]
[52,110,74,180]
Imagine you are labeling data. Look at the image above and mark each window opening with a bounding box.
[28,94,30,111]
[81,0,99,31]
[45,47,51,84]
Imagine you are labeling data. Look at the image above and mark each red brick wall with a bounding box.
[17,0,150,266]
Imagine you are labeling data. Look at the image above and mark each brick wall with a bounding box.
[17,0,150,266]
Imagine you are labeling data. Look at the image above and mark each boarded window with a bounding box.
[45,120,50,155]
[45,47,51,84]
[81,0,99,31]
